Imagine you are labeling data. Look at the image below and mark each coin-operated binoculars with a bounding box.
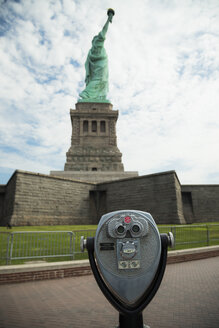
[81,210,174,328]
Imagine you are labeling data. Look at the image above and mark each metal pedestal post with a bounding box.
[118,313,150,328]
[86,234,172,328]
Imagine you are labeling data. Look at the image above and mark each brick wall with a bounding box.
[0,266,92,284]
[0,247,218,284]
[96,171,185,224]
[3,170,95,226]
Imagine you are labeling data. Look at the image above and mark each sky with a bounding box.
[0,0,219,185]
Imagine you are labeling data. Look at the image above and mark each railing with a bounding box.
[0,232,11,265]
[0,225,219,265]
[0,231,75,265]
[158,224,219,250]
[72,229,96,261]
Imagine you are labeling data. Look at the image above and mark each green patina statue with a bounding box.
[78,9,115,103]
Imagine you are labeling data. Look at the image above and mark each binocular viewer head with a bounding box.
[95,210,161,305]
[107,213,149,239]
[81,210,174,309]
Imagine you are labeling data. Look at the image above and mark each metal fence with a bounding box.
[0,232,11,265]
[0,224,219,265]
[158,224,219,249]
[70,229,97,261]
[0,231,75,265]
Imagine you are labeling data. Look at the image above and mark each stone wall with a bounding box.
[1,170,219,227]
[182,185,219,223]
[174,175,186,224]
[0,175,17,226]
[50,170,138,183]
[2,170,95,226]
[0,185,6,223]
[95,171,186,224]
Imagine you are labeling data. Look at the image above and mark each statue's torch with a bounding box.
[107,8,115,23]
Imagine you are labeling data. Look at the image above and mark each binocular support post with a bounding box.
[119,313,146,328]
[86,234,169,328]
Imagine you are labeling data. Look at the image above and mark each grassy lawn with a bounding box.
[0,222,218,265]
[0,225,97,265]
[0,225,97,232]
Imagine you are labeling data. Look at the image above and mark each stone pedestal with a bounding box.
[51,102,138,183]
[65,102,124,172]
[50,170,138,183]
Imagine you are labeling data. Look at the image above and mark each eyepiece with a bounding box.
[131,224,141,234]
[117,225,125,234]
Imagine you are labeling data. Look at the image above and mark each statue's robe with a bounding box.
[79,31,109,101]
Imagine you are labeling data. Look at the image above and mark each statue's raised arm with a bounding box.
[101,9,114,37]
[78,9,115,103]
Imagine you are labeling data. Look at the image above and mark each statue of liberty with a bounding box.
[78,9,115,103]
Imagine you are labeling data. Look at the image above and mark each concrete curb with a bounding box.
[0,259,90,274]
[0,245,218,284]
[167,245,219,264]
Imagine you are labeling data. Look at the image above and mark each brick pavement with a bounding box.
[0,257,218,328]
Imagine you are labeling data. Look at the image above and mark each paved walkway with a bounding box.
[0,257,218,328]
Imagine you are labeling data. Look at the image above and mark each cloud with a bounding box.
[0,0,219,184]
